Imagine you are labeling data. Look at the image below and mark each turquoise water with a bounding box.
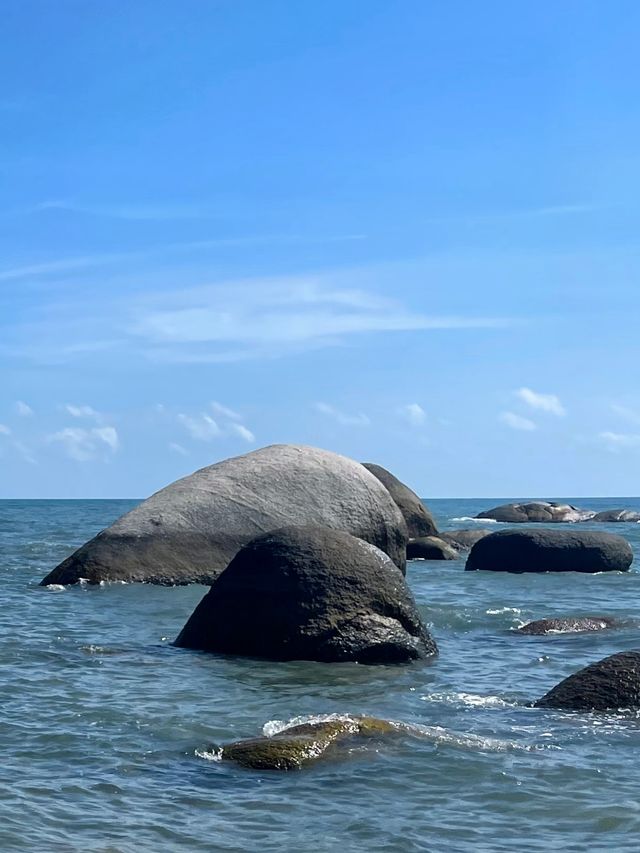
[2,497,640,852]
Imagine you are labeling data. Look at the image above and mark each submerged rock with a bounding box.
[175,525,438,663]
[517,616,619,635]
[476,502,595,523]
[407,536,459,561]
[40,444,408,586]
[221,717,400,770]
[589,510,640,523]
[361,463,437,537]
[465,528,633,573]
[535,651,640,710]
[438,529,492,552]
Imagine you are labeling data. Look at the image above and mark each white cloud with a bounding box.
[210,401,242,420]
[14,401,33,416]
[515,387,566,416]
[177,413,221,441]
[0,424,11,436]
[611,403,640,426]
[129,277,511,363]
[230,423,255,443]
[65,404,102,420]
[314,402,370,427]
[500,411,537,431]
[398,403,426,427]
[599,431,640,451]
[92,426,119,452]
[169,442,189,455]
[48,426,120,461]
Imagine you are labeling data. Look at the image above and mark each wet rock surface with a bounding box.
[535,651,640,710]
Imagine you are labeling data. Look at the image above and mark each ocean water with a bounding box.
[2,497,640,853]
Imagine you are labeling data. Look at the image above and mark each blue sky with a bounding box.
[2,0,640,498]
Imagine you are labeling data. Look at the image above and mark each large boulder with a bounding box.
[517,616,619,635]
[465,528,633,573]
[407,536,458,561]
[361,463,437,537]
[438,528,492,552]
[175,525,438,663]
[476,501,595,523]
[535,651,640,710]
[40,445,408,586]
[589,509,640,523]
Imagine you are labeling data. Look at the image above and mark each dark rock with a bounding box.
[438,528,492,552]
[407,536,459,561]
[517,616,619,635]
[589,509,640,523]
[361,463,437,537]
[40,444,408,586]
[535,651,640,710]
[221,717,400,770]
[476,501,595,523]
[175,525,437,663]
[465,528,633,573]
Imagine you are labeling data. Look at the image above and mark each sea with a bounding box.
[2,497,640,853]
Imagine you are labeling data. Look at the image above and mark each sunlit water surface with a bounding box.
[2,497,640,852]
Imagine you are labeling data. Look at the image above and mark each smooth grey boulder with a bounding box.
[589,509,640,523]
[175,525,438,664]
[465,528,633,573]
[361,463,437,538]
[40,444,408,586]
[476,501,595,523]
[407,536,458,561]
[535,651,640,710]
[438,528,492,552]
[517,616,619,635]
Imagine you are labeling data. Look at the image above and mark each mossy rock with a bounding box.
[222,717,400,770]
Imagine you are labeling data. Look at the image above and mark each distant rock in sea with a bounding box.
[175,525,438,663]
[407,536,459,560]
[535,651,640,710]
[361,462,438,537]
[476,501,595,523]
[476,501,640,524]
[516,616,619,635]
[438,528,492,552]
[40,444,408,586]
[465,528,633,573]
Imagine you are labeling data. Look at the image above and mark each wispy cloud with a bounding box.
[515,387,566,417]
[398,403,426,427]
[599,431,640,451]
[500,411,537,431]
[611,403,640,426]
[177,413,221,441]
[130,277,511,364]
[230,423,256,443]
[48,426,120,461]
[169,442,189,456]
[64,404,102,421]
[314,402,370,427]
[0,424,11,436]
[14,401,33,417]
[210,401,242,420]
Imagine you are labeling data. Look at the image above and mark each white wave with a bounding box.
[44,584,66,592]
[422,691,517,709]
[263,713,362,737]
[486,607,522,616]
[195,747,223,762]
[451,517,500,524]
